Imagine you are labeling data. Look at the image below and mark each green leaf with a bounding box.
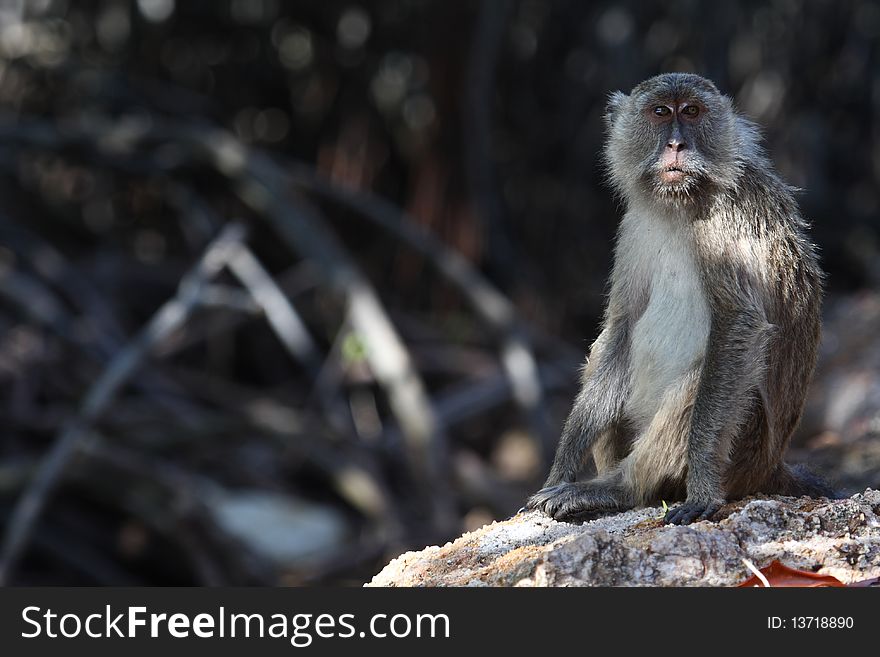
[342,332,369,365]
[655,500,669,520]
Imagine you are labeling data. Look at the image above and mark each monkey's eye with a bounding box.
[681,105,700,117]
[652,106,672,117]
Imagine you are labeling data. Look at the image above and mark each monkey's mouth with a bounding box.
[659,166,688,184]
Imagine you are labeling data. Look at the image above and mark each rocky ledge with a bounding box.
[367,489,880,586]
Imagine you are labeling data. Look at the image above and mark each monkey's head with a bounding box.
[604,73,761,205]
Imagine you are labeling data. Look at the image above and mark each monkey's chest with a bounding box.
[625,244,711,425]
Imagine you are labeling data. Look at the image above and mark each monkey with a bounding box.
[526,72,834,525]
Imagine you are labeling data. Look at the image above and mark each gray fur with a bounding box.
[527,73,828,525]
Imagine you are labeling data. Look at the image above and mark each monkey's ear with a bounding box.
[605,91,627,125]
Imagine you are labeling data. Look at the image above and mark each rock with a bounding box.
[366,489,880,586]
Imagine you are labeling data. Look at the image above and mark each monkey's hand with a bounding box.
[526,483,583,520]
[526,482,616,522]
[664,498,723,525]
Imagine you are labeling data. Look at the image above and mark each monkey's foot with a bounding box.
[526,482,622,522]
[664,499,723,525]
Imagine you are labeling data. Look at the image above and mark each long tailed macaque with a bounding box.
[527,73,832,525]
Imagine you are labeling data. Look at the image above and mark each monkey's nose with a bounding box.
[666,139,686,152]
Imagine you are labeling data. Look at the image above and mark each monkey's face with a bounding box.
[643,98,708,191]
[604,73,745,205]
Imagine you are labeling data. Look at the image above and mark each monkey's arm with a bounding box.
[525,319,631,518]
[536,316,632,489]
[665,302,772,525]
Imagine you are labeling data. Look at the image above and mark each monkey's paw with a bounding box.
[526,483,602,521]
[664,499,723,525]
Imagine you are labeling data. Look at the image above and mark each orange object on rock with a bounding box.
[737,560,845,587]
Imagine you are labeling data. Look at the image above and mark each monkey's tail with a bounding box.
[769,463,840,499]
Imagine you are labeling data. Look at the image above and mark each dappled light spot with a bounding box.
[137,0,175,24]
[337,7,371,50]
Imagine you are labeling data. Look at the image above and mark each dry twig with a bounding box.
[0,224,248,584]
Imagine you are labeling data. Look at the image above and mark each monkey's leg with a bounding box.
[539,322,632,488]
[526,470,631,521]
[591,422,634,474]
[524,423,630,518]
[665,311,774,525]
[533,366,704,520]
[537,370,699,520]
[620,370,699,503]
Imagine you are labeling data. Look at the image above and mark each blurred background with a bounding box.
[0,0,878,585]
